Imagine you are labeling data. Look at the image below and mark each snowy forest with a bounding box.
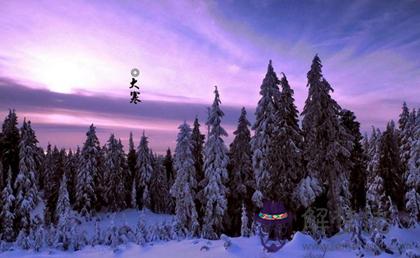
[0,55,419,257]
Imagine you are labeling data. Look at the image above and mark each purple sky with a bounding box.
[0,0,419,153]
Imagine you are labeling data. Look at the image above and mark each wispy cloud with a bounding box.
[0,0,419,150]
[0,77,241,152]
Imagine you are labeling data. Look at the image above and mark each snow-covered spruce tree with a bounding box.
[136,132,153,209]
[191,117,205,225]
[16,229,32,249]
[103,217,121,249]
[300,55,352,236]
[0,168,15,242]
[366,127,382,182]
[147,224,160,242]
[43,144,54,225]
[75,124,100,218]
[366,175,389,227]
[54,174,73,250]
[72,146,81,204]
[1,109,20,187]
[340,109,367,212]
[405,108,420,224]
[33,223,45,252]
[156,222,170,241]
[34,145,45,192]
[95,145,107,211]
[91,219,103,246]
[251,60,281,208]
[225,107,254,236]
[294,176,323,209]
[398,102,412,174]
[15,119,39,233]
[119,219,136,244]
[405,187,420,227]
[388,196,401,227]
[44,146,66,225]
[350,214,366,257]
[369,228,393,255]
[56,175,71,225]
[163,148,175,213]
[201,87,229,240]
[135,213,148,245]
[71,225,88,251]
[127,132,137,207]
[270,74,304,209]
[170,122,199,237]
[56,150,67,208]
[104,134,127,211]
[65,149,78,207]
[150,155,170,213]
[378,121,404,209]
[240,203,251,237]
[363,132,369,156]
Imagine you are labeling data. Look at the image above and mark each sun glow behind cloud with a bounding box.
[24,49,99,94]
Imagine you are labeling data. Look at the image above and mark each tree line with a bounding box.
[0,55,418,250]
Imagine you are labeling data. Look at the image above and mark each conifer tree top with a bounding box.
[307,55,324,84]
[129,131,135,151]
[207,86,227,137]
[236,107,251,133]
[261,60,280,94]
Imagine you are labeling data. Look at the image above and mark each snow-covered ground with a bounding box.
[1,222,419,258]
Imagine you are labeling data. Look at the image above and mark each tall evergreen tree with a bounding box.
[191,117,205,223]
[366,175,389,218]
[65,149,78,206]
[225,107,254,236]
[300,55,352,235]
[251,60,281,208]
[56,174,71,224]
[0,168,15,242]
[136,132,153,209]
[270,74,303,208]
[54,174,73,250]
[104,134,127,211]
[201,87,229,240]
[75,124,100,218]
[1,109,20,187]
[366,127,382,183]
[398,102,411,173]
[164,148,175,186]
[163,148,175,213]
[150,155,170,214]
[399,102,410,132]
[14,119,39,233]
[340,109,367,211]
[43,144,54,225]
[240,203,250,237]
[94,145,106,211]
[170,122,199,236]
[44,146,64,225]
[405,109,420,224]
[378,121,404,209]
[34,146,45,192]
[127,132,137,208]
[119,138,131,208]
